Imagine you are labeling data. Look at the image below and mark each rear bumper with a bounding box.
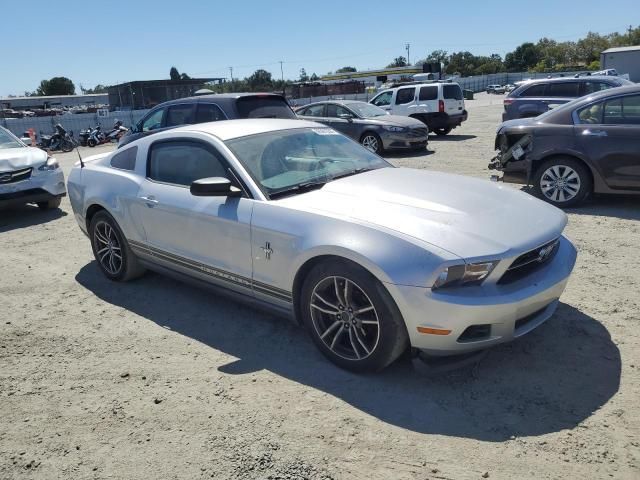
[387,235,577,356]
[423,111,468,129]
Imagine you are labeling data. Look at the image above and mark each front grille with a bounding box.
[498,238,559,285]
[407,127,428,138]
[0,167,32,184]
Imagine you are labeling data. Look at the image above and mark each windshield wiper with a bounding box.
[331,167,374,181]
[268,181,328,199]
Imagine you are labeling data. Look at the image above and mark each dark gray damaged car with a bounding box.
[489,85,640,207]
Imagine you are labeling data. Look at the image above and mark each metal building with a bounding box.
[600,46,640,82]
[107,78,225,110]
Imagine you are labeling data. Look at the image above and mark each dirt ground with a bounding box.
[1,93,639,479]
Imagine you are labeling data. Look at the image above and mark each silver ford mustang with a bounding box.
[67,119,577,372]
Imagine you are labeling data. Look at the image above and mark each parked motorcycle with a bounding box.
[104,120,128,142]
[78,126,95,147]
[38,124,76,152]
[87,125,105,147]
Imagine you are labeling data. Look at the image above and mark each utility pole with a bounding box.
[279,61,285,95]
[405,43,410,65]
[229,66,233,82]
[629,25,634,44]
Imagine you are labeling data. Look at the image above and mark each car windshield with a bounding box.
[347,103,388,118]
[225,127,391,198]
[0,128,25,149]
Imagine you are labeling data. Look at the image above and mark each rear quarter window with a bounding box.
[419,86,438,101]
[547,82,580,97]
[443,85,463,100]
[110,146,137,171]
[236,96,295,119]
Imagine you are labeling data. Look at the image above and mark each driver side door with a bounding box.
[136,138,254,294]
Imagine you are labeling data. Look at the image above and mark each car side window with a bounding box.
[443,85,463,100]
[419,86,437,101]
[582,81,613,95]
[326,104,352,118]
[519,84,547,97]
[195,103,225,123]
[546,82,580,97]
[603,95,640,125]
[142,109,165,132]
[371,91,392,107]
[110,146,138,170]
[148,141,228,186]
[299,104,325,117]
[577,102,603,124]
[395,88,415,105]
[165,104,195,128]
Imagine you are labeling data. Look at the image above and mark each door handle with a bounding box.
[139,195,159,207]
[582,129,608,137]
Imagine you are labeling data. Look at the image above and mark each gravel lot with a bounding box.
[1,93,639,479]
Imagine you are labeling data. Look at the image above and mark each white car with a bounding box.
[67,119,577,372]
[0,126,66,210]
[370,82,467,136]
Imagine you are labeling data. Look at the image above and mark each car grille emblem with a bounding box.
[537,242,556,263]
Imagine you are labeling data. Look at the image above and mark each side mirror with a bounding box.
[338,113,354,122]
[190,177,242,197]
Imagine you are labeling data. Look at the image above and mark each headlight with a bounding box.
[38,156,59,171]
[432,261,498,289]
[382,125,406,132]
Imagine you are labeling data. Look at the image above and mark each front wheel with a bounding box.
[87,138,97,147]
[89,211,145,281]
[61,140,74,152]
[361,132,383,154]
[532,157,592,208]
[432,127,452,136]
[301,260,408,372]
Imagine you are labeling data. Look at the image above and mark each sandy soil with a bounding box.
[1,94,639,479]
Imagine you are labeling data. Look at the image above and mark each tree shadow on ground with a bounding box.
[76,262,620,442]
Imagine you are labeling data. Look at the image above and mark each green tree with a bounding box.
[299,68,309,82]
[310,73,319,81]
[576,32,610,64]
[335,66,357,73]
[170,66,180,80]
[84,84,109,94]
[247,69,273,91]
[386,56,408,68]
[414,50,449,70]
[504,42,541,71]
[36,77,76,96]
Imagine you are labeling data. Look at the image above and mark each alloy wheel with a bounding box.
[540,165,581,203]
[361,135,379,153]
[94,220,123,275]
[309,276,380,361]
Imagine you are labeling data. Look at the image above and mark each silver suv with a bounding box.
[370,82,468,135]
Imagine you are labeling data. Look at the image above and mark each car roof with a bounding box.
[571,84,640,104]
[522,75,626,85]
[173,118,321,141]
[303,100,367,106]
[150,92,286,108]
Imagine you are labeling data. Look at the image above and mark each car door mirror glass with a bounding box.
[190,177,242,197]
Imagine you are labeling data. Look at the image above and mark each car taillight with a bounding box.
[439,100,445,113]
[503,98,515,105]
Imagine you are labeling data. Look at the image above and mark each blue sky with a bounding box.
[1,0,638,96]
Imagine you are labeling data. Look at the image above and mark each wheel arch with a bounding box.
[532,153,596,190]
[85,203,108,232]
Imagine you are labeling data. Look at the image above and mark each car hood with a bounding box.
[278,168,567,259]
[0,146,48,171]
[363,115,425,128]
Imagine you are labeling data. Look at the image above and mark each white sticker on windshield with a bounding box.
[312,128,340,135]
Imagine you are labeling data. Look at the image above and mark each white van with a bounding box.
[369,82,468,135]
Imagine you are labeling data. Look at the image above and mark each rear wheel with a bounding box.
[532,157,592,208]
[87,138,97,147]
[301,260,408,372]
[37,197,61,210]
[432,127,452,136]
[89,211,145,281]
[361,132,383,154]
[61,139,74,152]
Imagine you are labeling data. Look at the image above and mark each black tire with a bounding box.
[89,211,145,282]
[87,138,97,147]
[61,140,74,153]
[360,132,383,155]
[532,157,592,208]
[301,259,409,372]
[37,197,61,210]
[432,127,452,136]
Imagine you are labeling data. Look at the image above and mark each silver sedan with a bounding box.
[67,119,577,372]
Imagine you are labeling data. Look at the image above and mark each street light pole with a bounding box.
[405,43,410,65]
[279,60,285,95]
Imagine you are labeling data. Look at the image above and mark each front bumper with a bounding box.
[380,130,429,150]
[387,236,577,356]
[0,168,66,208]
